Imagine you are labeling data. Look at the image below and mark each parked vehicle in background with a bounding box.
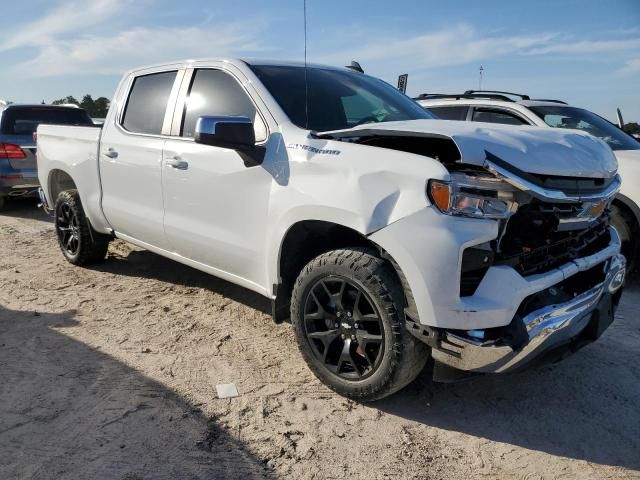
[0,104,94,210]
[417,91,640,270]
[37,60,625,400]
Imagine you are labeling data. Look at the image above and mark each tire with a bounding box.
[610,204,638,272]
[54,189,110,265]
[290,248,429,402]
[0,196,5,211]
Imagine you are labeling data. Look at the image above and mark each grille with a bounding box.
[496,208,610,277]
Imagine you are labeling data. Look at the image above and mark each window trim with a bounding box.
[169,66,270,145]
[116,69,185,139]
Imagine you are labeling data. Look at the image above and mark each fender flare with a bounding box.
[614,193,640,229]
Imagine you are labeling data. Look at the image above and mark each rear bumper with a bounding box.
[0,160,39,197]
[431,253,626,373]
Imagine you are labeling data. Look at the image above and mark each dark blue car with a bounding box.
[0,104,94,210]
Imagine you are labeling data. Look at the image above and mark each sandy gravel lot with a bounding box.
[1,198,639,480]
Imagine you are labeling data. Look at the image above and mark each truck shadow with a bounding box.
[77,242,640,471]
[378,278,640,471]
[0,305,274,479]
[0,197,51,222]
[95,249,272,316]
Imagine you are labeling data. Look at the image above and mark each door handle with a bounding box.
[103,148,118,159]
[166,157,189,170]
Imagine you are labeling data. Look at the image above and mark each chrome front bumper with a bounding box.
[431,254,626,374]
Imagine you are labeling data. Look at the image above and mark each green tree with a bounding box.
[624,122,640,136]
[50,94,110,117]
[80,94,95,114]
[92,97,110,118]
[52,96,80,106]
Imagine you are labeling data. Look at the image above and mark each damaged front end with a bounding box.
[320,123,624,379]
[415,154,624,380]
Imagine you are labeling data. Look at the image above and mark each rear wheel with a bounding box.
[55,190,110,265]
[290,248,429,401]
[0,196,6,211]
[610,204,638,272]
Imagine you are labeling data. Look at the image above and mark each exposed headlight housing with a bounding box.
[428,172,519,219]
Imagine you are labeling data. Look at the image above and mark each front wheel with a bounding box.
[290,248,429,401]
[55,190,110,265]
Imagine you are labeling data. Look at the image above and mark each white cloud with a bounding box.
[13,25,270,77]
[526,38,640,55]
[2,0,270,77]
[313,24,640,77]
[619,57,640,75]
[314,25,558,73]
[0,0,132,52]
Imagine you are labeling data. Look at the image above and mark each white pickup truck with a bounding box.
[37,59,626,401]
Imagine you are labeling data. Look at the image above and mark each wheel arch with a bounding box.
[48,169,78,203]
[613,193,640,233]
[270,217,413,323]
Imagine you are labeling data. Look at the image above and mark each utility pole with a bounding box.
[479,66,484,90]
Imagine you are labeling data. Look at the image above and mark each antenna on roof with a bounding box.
[303,0,309,130]
[345,61,364,73]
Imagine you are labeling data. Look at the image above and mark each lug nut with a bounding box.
[351,335,356,340]
[337,312,342,317]
[347,312,352,318]
[354,323,359,329]
[334,322,339,328]
[341,334,345,339]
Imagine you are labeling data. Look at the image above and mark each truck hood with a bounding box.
[319,119,618,178]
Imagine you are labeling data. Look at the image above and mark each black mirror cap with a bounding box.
[194,116,255,151]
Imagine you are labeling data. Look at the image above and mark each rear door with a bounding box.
[99,68,184,247]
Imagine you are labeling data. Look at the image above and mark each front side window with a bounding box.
[472,108,527,126]
[122,71,177,135]
[426,106,469,121]
[529,105,640,151]
[181,69,267,141]
[250,65,433,132]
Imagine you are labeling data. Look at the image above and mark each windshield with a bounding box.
[0,107,94,136]
[250,65,433,132]
[529,105,640,151]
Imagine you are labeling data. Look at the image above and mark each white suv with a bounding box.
[417,91,640,269]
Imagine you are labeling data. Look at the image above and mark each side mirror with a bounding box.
[194,116,255,150]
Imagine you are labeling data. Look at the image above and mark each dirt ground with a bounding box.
[1,198,639,480]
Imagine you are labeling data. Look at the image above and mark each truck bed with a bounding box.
[37,124,110,233]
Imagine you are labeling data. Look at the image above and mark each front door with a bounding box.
[162,67,272,287]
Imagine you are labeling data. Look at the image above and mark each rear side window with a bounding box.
[181,69,267,141]
[426,106,469,121]
[0,107,93,135]
[472,108,527,126]
[122,71,177,135]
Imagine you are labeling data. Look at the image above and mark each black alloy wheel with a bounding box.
[56,201,81,256]
[303,277,384,380]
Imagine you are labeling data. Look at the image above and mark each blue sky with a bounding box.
[1,0,639,121]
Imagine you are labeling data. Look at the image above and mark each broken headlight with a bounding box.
[428,172,519,220]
